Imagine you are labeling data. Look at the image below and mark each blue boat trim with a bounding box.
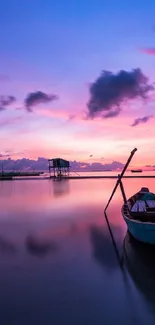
[122,206,155,245]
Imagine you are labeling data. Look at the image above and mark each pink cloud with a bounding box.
[131,115,153,127]
[37,107,85,122]
[37,108,70,120]
[141,48,155,55]
[0,116,23,128]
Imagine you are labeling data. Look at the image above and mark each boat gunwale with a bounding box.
[122,206,155,226]
[122,193,155,226]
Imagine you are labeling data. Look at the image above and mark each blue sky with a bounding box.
[0,0,155,164]
[1,0,155,80]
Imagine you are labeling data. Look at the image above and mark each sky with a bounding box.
[1,0,155,167]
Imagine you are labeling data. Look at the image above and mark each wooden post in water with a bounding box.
[104,210,124,268]
[118,175,127,204]
[104,148,137,212]
[103,148,137,268]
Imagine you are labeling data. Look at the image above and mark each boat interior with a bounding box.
[123,187,155,222]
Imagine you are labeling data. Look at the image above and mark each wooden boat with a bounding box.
[131,169,142,173]
[122,187,155,244]
[104,148,155,245]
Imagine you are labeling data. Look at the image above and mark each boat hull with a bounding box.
[123,214,155,245]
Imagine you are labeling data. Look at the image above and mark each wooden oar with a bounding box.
[104,148,137,211]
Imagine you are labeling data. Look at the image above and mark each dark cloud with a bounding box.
[24,91,58,112]
[90,161,124,171]
[141,48,155,55]
[131,115,153,127]
[104,107,121,118]
[0,95,16,111]
[87,68,154,119]
[0,157,124,172]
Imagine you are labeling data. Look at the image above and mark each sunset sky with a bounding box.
[1,0,155,166]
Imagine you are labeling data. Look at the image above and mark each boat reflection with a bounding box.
[123,231,155,313]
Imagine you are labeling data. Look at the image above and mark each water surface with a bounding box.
[0,178,155,324]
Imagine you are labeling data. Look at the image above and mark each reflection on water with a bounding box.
[52,179,70,197]
[0,178,155,324]
[25,234,59,258]
[90,224,121,271]
[124,232,155,316]
[0,236,17,254]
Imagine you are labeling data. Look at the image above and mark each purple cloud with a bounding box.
[87,68,154,119]
[0,116,23,127]
[0,153,10,158]
[0,95,16,111]
[131,115,153,127]
[0,106,5,112]
[104,107,121,118]
[0,157,124,172]
[24,91,58,112]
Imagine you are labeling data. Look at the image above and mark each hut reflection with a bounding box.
[52,179,70,197]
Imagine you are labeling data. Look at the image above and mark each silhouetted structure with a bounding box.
[48,158,70,178]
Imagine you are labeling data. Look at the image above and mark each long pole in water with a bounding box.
[104,148,137,212]
[119,176,127,204]
[104,210,123,267]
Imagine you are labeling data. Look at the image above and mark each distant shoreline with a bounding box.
[1,174,155,181]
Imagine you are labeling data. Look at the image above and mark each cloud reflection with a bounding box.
[25,234,59,258]
[0,236,17,254]
[52,179,70,197]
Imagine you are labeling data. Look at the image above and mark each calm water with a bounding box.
[70,170,155,177]
[0,178,155,324]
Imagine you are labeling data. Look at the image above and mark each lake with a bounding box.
[0,177,155,324]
